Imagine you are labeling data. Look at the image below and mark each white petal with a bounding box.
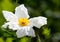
[2,11,18,21]
[8,21,20,30]
[16,28,27,38]
[2,22,10,28]
[29,16,47,28]
[2,21,19,30]
[16,26,35,38]
[27,28,36,37]
[15,4,29,18]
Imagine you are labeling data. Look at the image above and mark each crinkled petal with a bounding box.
[2,11,18,21]
[15,4,29,18]
[8,21,20,30]
[16,28,27,38]
[27,28,36,37]
[2,22,10,28]
[29,16,47,28]
[2,21,20,30]
[16,26,35,38]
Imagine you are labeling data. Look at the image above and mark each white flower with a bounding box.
[2,4,47,38]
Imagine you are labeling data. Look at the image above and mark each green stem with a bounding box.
[16,0,18,6]
[37,34,41,42]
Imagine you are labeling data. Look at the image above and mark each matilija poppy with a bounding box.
[2,4,47,38]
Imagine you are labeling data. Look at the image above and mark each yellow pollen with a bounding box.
[18,18,29,26]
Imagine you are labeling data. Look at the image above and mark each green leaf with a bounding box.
[6,37,13,42]
[0,37,4,42]
[1,0,16,11]
[42,27,51,39]
[19,37,31,42]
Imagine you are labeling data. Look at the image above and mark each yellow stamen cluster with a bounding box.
[18,18,29,26]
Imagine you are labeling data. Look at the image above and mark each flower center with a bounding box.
[18,18,29,26]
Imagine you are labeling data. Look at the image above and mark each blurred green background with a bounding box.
[0,0,60,42]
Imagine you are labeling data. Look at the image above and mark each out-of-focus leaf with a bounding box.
[19,37,31,42]
[3,33,11,37]
[1,0,16,11]
[52,33,60,42]
[0,37,4,42]
[52,0,60,6]
[42,27,51,39]
[45,9,60,18]
[6,37,13,42]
